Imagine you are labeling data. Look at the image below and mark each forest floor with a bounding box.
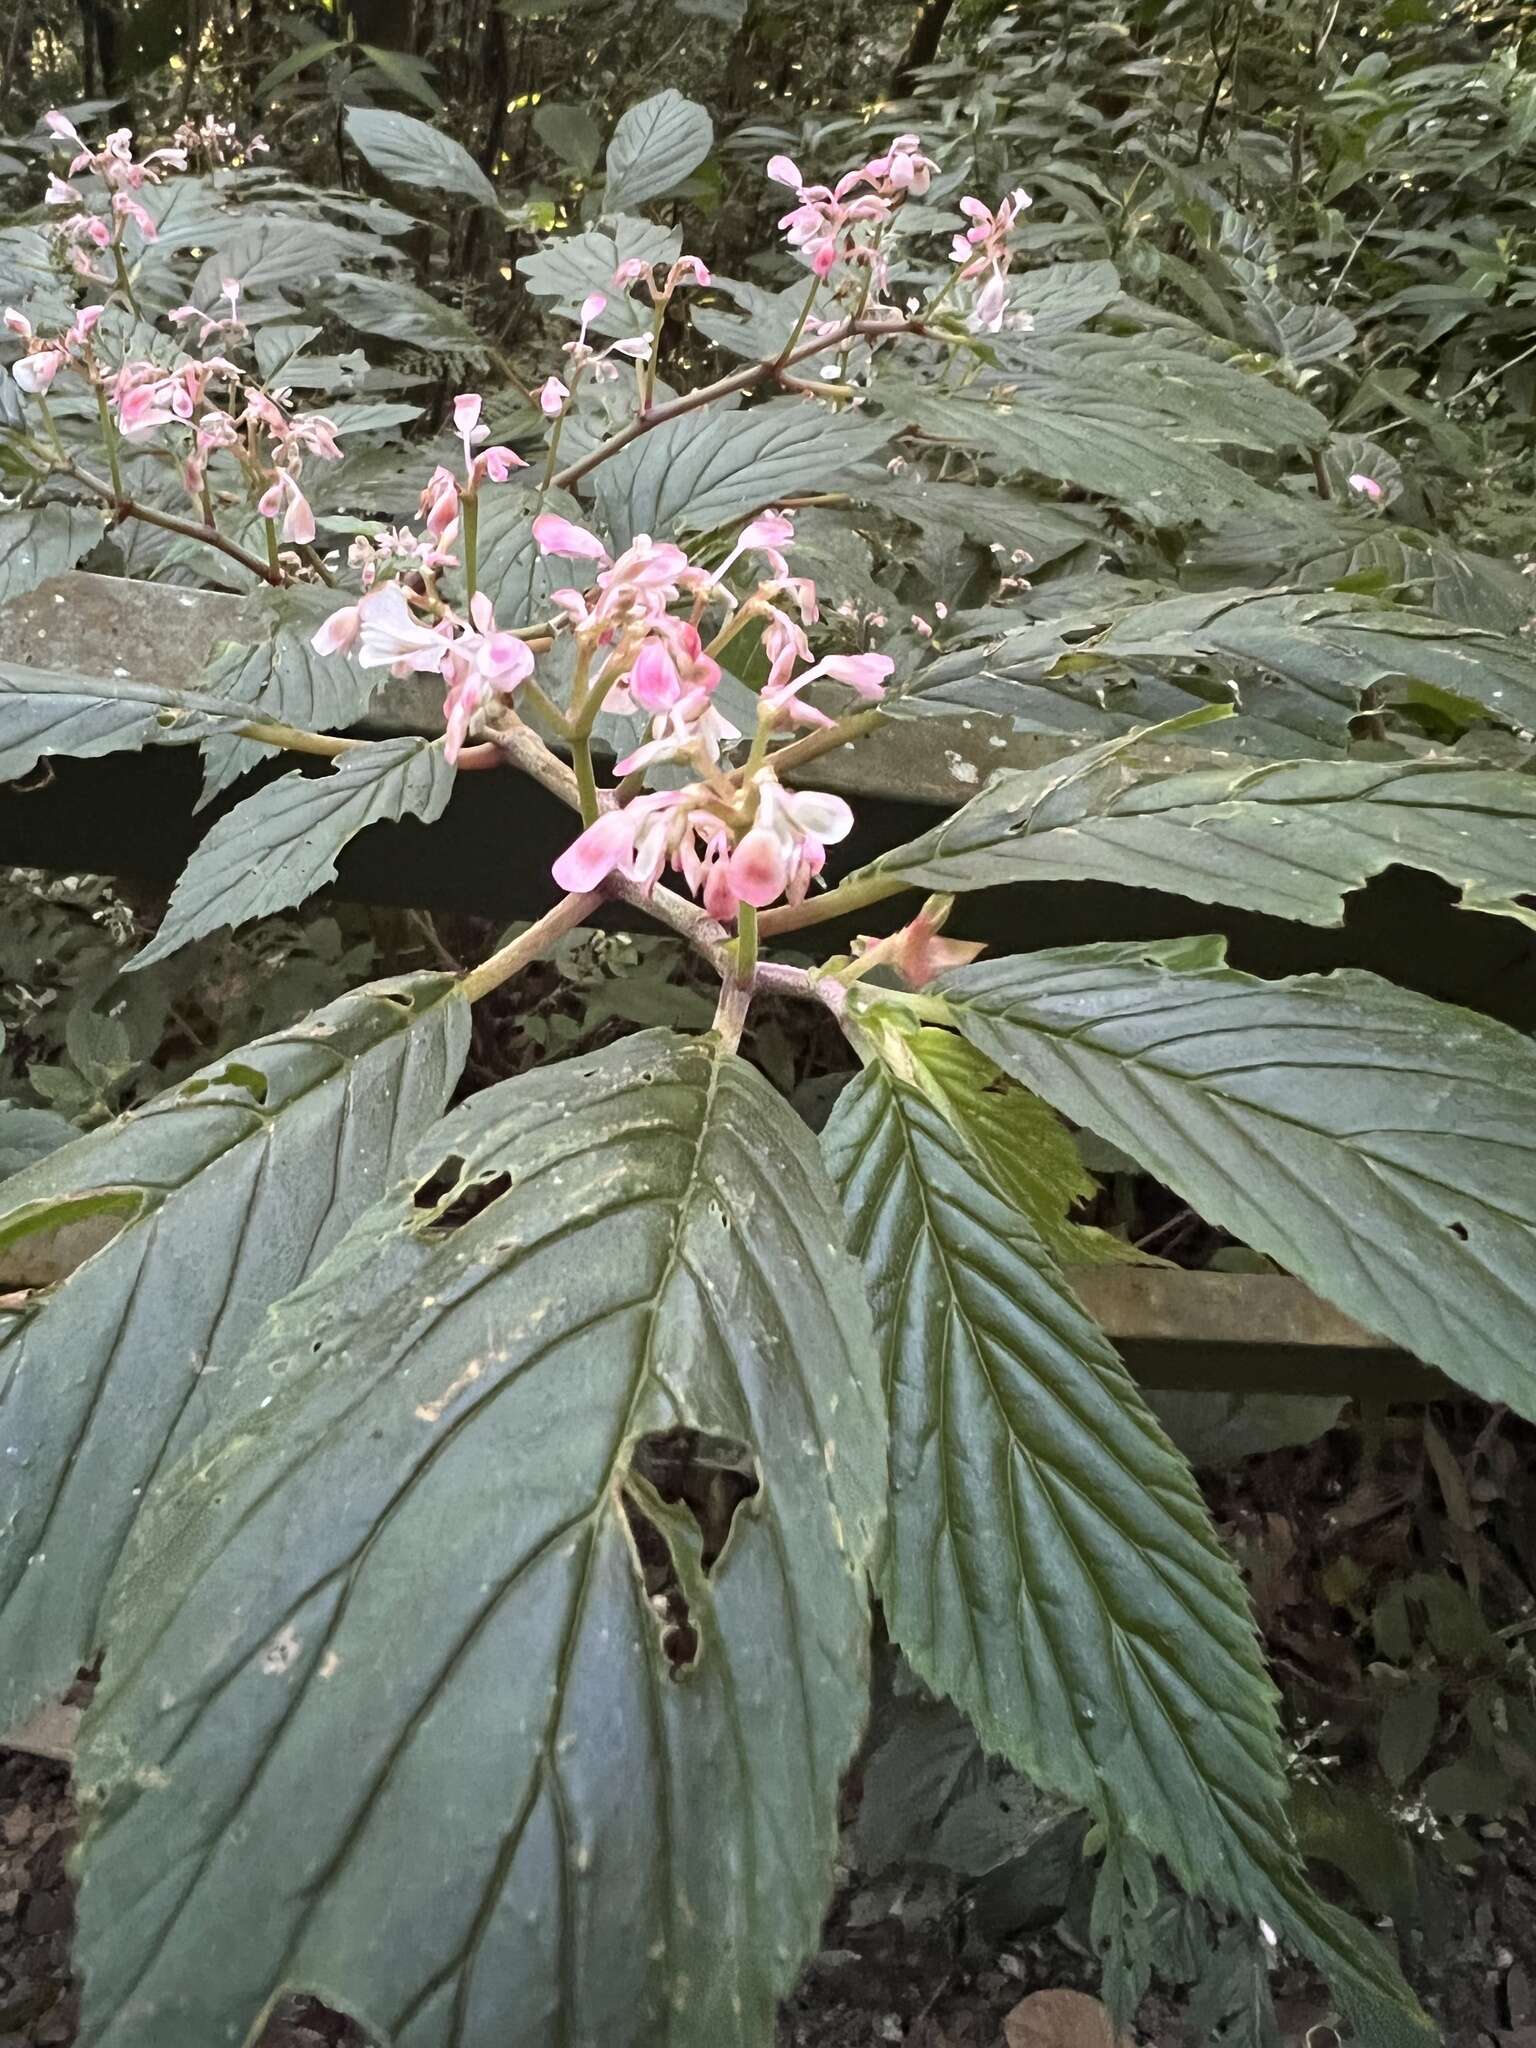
[3,1698,1533,2048]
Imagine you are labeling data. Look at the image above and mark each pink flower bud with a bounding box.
[766,154,803,189]
[578,291,607,328]
[1348,472,1385,502]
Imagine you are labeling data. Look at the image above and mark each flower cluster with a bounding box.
[766,133,936,289]
[951,187,1032,333]
[3,304,101,393]
[172,114,269,169]
[40,109,187,281]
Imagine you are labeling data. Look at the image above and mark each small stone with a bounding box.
[1,1806,32,1849]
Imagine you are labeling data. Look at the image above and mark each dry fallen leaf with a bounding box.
[1002,1988,1135,2048]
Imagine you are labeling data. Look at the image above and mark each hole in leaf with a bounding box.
[622,1491,701,1674]
[411,1156,512,1234]
[412,1156,465,1209]
[375,990,414,1010]
[0,1189,145,1294]
[1448,1220,1469,1241]
[629,1427,760,1574]
[181,1061,269,1105]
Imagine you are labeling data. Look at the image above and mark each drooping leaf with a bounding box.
[0,662,260,783]
[321,272,487,355]
[131,738,455,969]
[937,941,1536,1422]
[0,973,470,1733]
[196,586,382,804]
[74,1030,885,2048]
[344,107,499,211]
[0,503,108,604]
[356,44,446,113]
[604,89,713,212]
[865,741,1536,929]
[533,101,603,174]
[594,398,889,547]
[822,1059,1431,2047]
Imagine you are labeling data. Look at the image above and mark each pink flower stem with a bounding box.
[92,388,124,501]
[263,517,281,579]
[776,273,821,363]
[457,887,604,1003]
[109,238,142,322]
[570,734,600,827]
[462,489,479,600]
[641,292,669,410]
[711,968,754,1053]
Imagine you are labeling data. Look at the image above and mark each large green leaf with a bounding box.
[0,662,261,783]
[936,941,1536,1420]
[320,273,487,355]
[131,737,455,969]
[1008,335,1329,453]
[870,376,1277,528]
[594,399,890,547]
[190,220,394,305]
[866,743,1536,928]
[344,107,499,211]
[0,503,108,604]
[0,974,470,1733]
[74,1031,885,2048]
[197,587,382,803]
[900,586,1536,749]
[604,89,713,211]
[821,1058,1430,2047]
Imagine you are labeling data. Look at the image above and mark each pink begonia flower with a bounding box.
[1348,472,1385,502]
[43,109,82,144]
[111,190,158,241]
[766,154,803,188]
[727,773,853,911]
[764,648,893,727]
[44,174,81,206]
[311,607,362,657]
[887,911,985,988]
[863,133,938,196]
[612,258,653,289]
[353,583,453,675]
[668,255,711,289]
[257,470,316,546]
[614,691,740,776]
[552,788,699,894]
[420,465,461,546]
[714,507,796,584]
[469,444,525,486]
[453,392,487,447]
[539,374,569,417]
[10,347,63,394]
[532,512,610,561]
[440,601,534,762]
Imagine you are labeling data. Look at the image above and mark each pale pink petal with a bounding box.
[532,512,608,561]
[551,808,638,892]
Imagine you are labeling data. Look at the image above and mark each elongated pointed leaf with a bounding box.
[867,747,1536,928]
[594,398,890,548]
[133,737,454,969]
[0,661,261,782]
[344,108,498,209]
[822,1059,1432,2048]
[938,942,1536,1420]
[0,502,108,604]
[870,377,1275,528]
[604,90,712,211]
[321,272,487,355]
[197,587,382,804]
[0,973,470,1734]
[75,1031,884,2048]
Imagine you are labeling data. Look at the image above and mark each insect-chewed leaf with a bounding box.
[939,941,1536,1422]
[822,1058,1433,2048]
[74,1030,886,2048]
[0,661,260,782]
[131,737,455,969]
[865,743,1536,928]
[0,973,470,1734]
